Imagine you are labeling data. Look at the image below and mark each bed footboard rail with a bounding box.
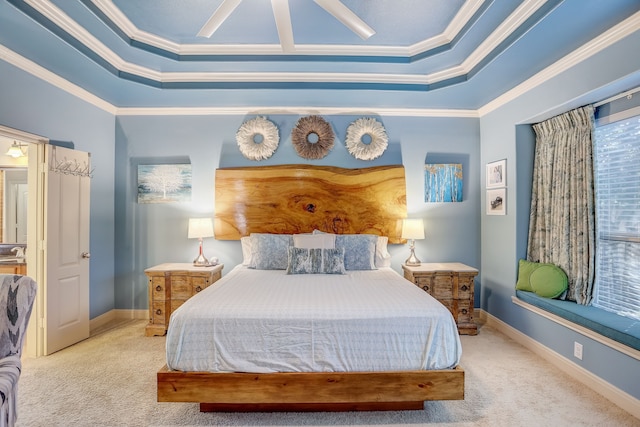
[157,365,464,411]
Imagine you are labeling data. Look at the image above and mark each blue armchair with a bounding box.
[0,275,37,427]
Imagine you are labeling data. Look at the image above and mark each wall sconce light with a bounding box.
[6,141,26,158]
[188,218,214,266]
[401,218,425,266]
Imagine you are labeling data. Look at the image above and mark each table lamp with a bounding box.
[188,218,214,266]
[402,218,425,266]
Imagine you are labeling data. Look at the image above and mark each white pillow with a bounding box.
[293,233,336,249]
[375,236,392,268]
[240,236,252,266]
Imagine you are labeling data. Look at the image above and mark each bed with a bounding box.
[157,165,465,411]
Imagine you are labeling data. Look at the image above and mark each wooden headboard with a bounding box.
[214,165,407,243]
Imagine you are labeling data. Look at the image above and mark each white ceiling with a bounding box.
[0,0,639,110]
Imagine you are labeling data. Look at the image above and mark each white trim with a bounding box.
[92,0,485,58]
[0,45,117,114]
[1,10,637,117]
[479,11,640,117]
[115,106,479,118]
[480,309,640,420]
[25,0,547,88]
[596,105,640,126]
[511,296,640,361]
[0,125,48,144]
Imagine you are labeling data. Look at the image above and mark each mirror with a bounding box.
[0,137,28,243]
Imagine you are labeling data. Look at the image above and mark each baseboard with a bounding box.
[479,310,640,420]
[90,309,148,331]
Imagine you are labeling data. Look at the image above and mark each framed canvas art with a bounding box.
[424,163,463,202]
[486,159,506,188]
[137,164,192,203]
[486,188,506,215]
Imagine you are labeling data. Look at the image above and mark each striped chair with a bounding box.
[0,275,37,427]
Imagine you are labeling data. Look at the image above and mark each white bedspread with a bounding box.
[166,265,462,373]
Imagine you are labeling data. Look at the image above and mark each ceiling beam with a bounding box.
[197,0,242,38]
[313,0,375,40]
[271,0,295,52]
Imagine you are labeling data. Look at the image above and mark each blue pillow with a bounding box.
[335,234,377,270]
[250,233,292,270]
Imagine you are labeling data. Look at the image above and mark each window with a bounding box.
[592,114,640,320]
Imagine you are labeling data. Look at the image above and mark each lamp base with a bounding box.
[193,239,211,267]
[404,240,421,266]
[193,255,211,267]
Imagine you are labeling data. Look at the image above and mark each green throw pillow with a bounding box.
[529,265,568,298]
[516,259,539,292]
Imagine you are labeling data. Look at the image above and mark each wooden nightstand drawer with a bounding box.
[145,263,224,336]
[151,277,165,300]
[402,263,478,335]
[431,273,454,299]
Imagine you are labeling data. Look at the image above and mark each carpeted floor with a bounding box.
[18,320,639,427]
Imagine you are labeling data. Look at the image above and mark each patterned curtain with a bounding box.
[528,105,596,304]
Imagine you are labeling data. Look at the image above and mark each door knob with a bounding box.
[81,252,91,259]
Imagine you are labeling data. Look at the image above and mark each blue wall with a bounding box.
[114,114,480,310]
[479,30,640,399]
[1,15,638,404]
[0,60,116,319]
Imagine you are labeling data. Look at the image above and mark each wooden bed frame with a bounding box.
[158,366,464,412]
[157,164,465,411]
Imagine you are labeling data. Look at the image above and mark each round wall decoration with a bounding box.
[345,117,389,161]
[236,116,280,161]
[291,115,334,160]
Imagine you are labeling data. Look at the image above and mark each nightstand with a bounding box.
[144,263,223,336]
[402,262,478,335]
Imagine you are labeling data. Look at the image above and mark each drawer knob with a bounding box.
[462,309,468,315]
[422,286,429,292]
[461,285,468,291]
[195,286,202,292]
[155,309,162,315]
[156,285,162,292]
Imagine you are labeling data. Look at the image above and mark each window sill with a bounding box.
[513,290,640,360]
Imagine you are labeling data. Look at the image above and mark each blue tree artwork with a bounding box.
[424,163,463,202]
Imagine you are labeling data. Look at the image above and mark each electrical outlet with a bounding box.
[574,342,583,360]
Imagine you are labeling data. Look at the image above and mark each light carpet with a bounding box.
[18,320,639,427]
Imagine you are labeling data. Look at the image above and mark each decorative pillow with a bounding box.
[312,230,377,270]
[287,247,318,274]
[516,259,539,292]
[375,236,392,268]
[249,233,292,270]
[286,247,345,274]
[322,248,346,274]
[293,233,335,249]
[240,236,252,266]
[335,234,377,270]
[530,265,568,298]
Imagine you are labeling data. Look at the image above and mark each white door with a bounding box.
[43,145,91,355]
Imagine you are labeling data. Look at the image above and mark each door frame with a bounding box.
[0,125,48,357]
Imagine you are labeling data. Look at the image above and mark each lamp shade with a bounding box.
[401,219,425,240]
[188,218,214,239]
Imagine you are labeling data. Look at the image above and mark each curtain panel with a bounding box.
[528,105,596,305]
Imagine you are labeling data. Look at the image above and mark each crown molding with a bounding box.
[115,106,479,118]
[0,45,117,114]
[479,11,640,117]
[20,0,549,89]
[2,10,637,118]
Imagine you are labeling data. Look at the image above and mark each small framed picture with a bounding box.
[486,159,506,188]
[486,188,506,215]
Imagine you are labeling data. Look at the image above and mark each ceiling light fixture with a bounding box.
[197,0,242,38]
[314,0,375,40]
[6,141,26,158]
